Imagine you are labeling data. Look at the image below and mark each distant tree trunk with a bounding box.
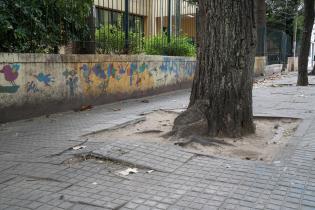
[256,0,266,56]
[297,0,314,86]
[173,0,256,138]
[309,64,315,75]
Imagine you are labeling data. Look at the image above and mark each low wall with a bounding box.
[288,57,298,72]
[254,56,266,76]
[0,54,196,123]
[265,64,283,75]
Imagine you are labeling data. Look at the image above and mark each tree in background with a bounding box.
[297,0,314,86]
[173,0,256,138]
[266,0,303,69]
[266,0,303,39]
[0,0,93,53]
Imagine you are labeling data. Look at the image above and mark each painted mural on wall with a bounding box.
[34,73,55,86]
[0,64,21,93]
[77,61,155,97]
[26,81,39,93]
[160,57,196,78]
[24,73,56,94]
[0,56,196,109]
[63,69,79,97]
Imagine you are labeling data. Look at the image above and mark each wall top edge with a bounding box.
[0,53,196,64]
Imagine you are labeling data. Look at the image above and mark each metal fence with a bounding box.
[3,0,298,60]
[84,0,197,55]
[265,28,292,65]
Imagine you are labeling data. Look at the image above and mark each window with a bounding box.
[96,9,122,29]
[96,7,144,35]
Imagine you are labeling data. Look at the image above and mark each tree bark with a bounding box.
[256,0,266,56]
[173,0,256,138]
[297,0,314,86]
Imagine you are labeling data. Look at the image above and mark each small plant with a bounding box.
[144,34,196,57]
[95,26,196,57]
[95,25,143,54]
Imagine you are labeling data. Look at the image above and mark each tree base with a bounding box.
[172,100,255,138]
[172,100,209,138]
[297,72,309,86]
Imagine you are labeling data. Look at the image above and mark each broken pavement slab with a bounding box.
[82,116,146,136]
[92,141,195,173]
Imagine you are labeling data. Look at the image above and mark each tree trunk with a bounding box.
[297,0,314,86]
[173,0,256,138]
[256,0,266,56]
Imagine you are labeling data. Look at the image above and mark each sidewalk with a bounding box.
[1,73,315,210]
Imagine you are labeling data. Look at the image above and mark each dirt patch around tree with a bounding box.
[89,110,300,163]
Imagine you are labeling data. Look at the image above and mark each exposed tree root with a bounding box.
[172,100,255,138]
[172,100,209,138]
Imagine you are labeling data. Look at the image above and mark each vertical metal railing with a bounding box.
[1,0,197,55]
[93,0,197,55]
[266,28,292,65]
[124,0,130,53]
[167,0,171,44]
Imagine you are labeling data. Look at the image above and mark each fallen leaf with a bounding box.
[74,105,93,112]
[81,105,93,112]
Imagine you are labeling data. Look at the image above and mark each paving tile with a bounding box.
[1,75,315,209]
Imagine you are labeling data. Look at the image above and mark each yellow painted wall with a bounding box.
[0,54,196,111]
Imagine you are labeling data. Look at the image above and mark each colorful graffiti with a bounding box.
[181,61,196,77]
[26,81,39,93]
[160,58,180,78]
[34,73,55,86]
[0,64,21,93]
[63,69,79,97]
[0,56,195,105]
[77,61,154,96]
[80,64,93,84]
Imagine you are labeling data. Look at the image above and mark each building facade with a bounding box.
[94,0,197,41]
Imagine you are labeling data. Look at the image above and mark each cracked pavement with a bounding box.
[1,73,315,210]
